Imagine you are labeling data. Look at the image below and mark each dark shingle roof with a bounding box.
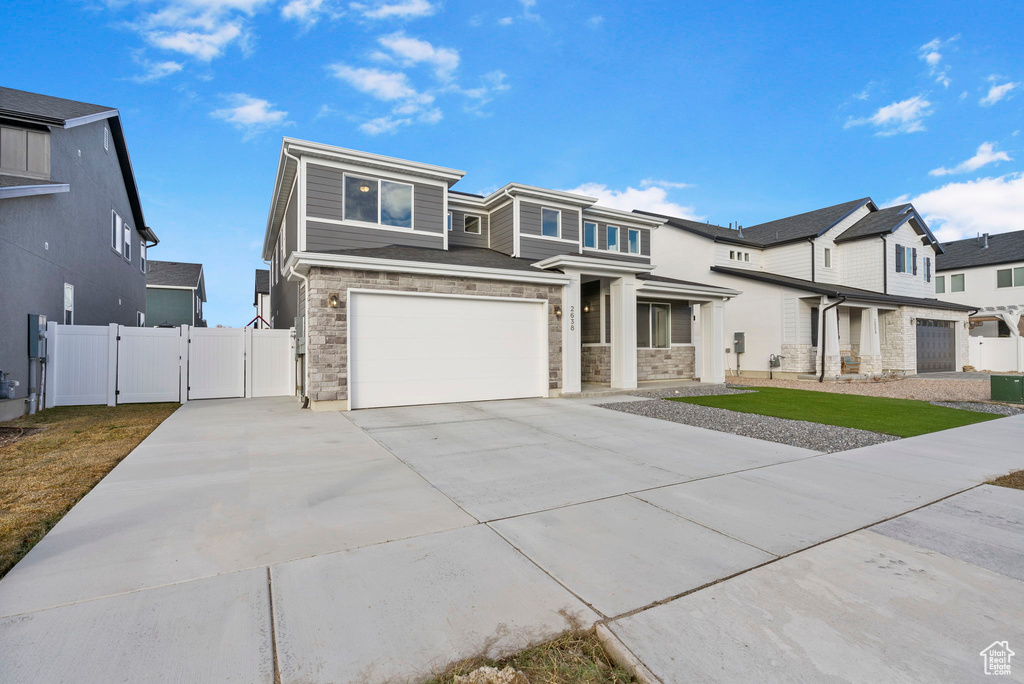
[834,205,912,242]
[634,211,762,246]
[321,244,553,273]
[148,261,204,289]
[254,269,270,295]
[936,230,1024,271]
[637,272,736,293]
[711,266,975,311]
[0,86,116,126]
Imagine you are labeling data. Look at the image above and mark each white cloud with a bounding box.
[929,142,1012,176]
[497,16,513,25]
[211,93,290,138]
[519,0,540,22]
[376,32,459,80]
[349,0,436,19]
[130,58,183,82]
[329,64,426,101]
[845,95,933,136]
[640,178,693,190]
[561,183,703,220]
[908,173,1024,241]
[124,0,278,62]
[147,22,244,60]
[281,0,326,26]
[980,79,1019,106]
[918,36,957,88]
[359,115,411,134]
[586,14,603,27]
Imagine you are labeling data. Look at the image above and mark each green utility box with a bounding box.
[991,375,1024,403]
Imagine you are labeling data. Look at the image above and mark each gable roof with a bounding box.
[936,229,1024,271]
[147,260,206,301]
[254,269,270,296]
[0,86,157,244]
[711,266,975,311]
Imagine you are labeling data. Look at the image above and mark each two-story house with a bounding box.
[262,138,738,410]
[645,199,975,378]
[0,86,157,419]
[145,260,207,327]
[935,230,1024,338]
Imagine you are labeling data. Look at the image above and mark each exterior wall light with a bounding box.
[583,304,591,313]
[328,293,340,308]
[554,306,562,318]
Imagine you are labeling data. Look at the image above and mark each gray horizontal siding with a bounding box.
[284,179,298,255]
[447,210,489,248]
[519,235,579,261]
[306,220,444,252]
[491,203,514,255]
[305,163,444,234]
[581,219,651,263]
[520,201,579,242]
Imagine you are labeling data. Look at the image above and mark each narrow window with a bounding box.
[541,208,560,238]
[997,269,1012,288]
[744,252,750,262]
[111,210,122,254]
[344,175,379,223]
[651,303,670,348]
[447,212,452,231]
[628,229,641,254]
[951,274,965,292]
[63,283,74,324]
[935,275,945,294]
[730,250,735,260]
[137,311,145,327]
[810,306,819,346]
[895,244,904,273]
[464,215,481,234]
[583,221,597,248]
[123,222,131,262]
[636,303,651,347]
[140,242,147,273]
[1014,267,1024,287]
[824,248,832,268]
[607,225,619,251]
[380,180,413,228]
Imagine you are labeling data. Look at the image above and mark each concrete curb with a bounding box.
[595,623,660,684]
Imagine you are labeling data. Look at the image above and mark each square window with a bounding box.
[380,180,412,228]
[344,176,379,223]
[541,208,560,238]
[1014,267,1024,287]
[951,273,965,292]
[935,275,945,294]
[584,221,597,248]
[628,229,641,254]
[607,225,619,250]
[997,269,1012,288]
[464,215,481,234]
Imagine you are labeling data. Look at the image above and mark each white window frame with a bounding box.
[744,252,750,262]
[464,214,482,234]
[137,311,145,327]
[123,221,132,262]
[583,221,598,249]
[607,225,619,251]
[950,273,965,293]
[935,275,945,294]
[63,283,74,324]
[637,302,671,349]
[627,228,641,255]
[111,210,122,255]
[541,207,561,238]
[342,173,415,231]
[824,248,832,268]
[140,242,147,273]
[447,211,453,231]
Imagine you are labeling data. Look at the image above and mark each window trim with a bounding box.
[463,214,482,234]
[540,207,561,239]
[111,210,122,255]
[140,242,147,273]
[637,301,671,349]
[606,225,619,251]
[342,173,415,231]
[583,221,598,249]
[627,228,641,255]
[446,211,453,232]
[935,274,945,294]
[824,248,832,268]
[123,221,132,262]
[950,273,965,293]
[137,311,145,327]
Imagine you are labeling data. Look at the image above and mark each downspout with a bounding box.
[809,238,816,282]
[819,296,847,382]
[288,262,310,407]
[881,235,888,294]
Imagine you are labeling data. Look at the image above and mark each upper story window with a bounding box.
[541,208,561,238]
[924,257,932,283]
[730,249,750,262]
[0,125,50,179]
[895,245,917,275]
[447,212,452,231]
[607,225,619,251]
[344,175,413,229]
[464,215,481,234]
[950,273,965,292]
[140,242,147,273]
[111,210,123,255]
[997,267,1024,288]
[824,248,832,268]
[63,283,74,324]
[123,220,132,262]
[935,275,945,294]
[583,221,597,248]
[628,229,641,254]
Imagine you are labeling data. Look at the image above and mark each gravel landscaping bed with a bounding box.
[629,385,755,399]
[599,399,900,453]
[930,401,1024,416]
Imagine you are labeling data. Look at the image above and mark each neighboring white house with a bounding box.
[935,230,1024,338]
[645,199,976,378]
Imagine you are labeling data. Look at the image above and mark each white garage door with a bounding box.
[349,291,549,409]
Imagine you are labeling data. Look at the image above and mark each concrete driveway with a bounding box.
[1,397,1022,683]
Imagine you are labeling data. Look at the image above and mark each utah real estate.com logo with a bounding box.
[980,641,1014,676]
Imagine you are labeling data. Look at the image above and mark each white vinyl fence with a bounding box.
[44,323,295,408]
[969,336,1024,373]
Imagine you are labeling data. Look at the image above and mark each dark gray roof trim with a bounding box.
[711,266,976,311]
[637,272,735,293]
[319,244,555,273]
[936,229,1024,271]
[834,204,943,253]
[449,189,484,198]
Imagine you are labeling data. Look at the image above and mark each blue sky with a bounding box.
[5,0,1023,326]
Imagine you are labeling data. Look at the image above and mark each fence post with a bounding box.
[244,327,254,399]
[107,324,119,406]
[179,325,190,404]
[44,321,58,409]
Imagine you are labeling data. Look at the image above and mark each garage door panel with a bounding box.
[916,319,955,373]
[350,292,548,409]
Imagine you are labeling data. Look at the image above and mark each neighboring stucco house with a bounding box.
[0,86,157,419]
[935,230,1024,337]
[253,268,270,328]
[644,199,976,377]
[145,260,207,327]
[262,138,737,410]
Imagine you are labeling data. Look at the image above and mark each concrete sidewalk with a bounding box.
[0,399,1022,683]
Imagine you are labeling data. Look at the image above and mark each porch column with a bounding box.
[561,269,582,394]
[859,307,882,374]
[691,303,703,381]
[700,300,726,383]
[609,275,638,390]
[823,303,841,377]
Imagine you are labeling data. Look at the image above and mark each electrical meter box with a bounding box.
[733,332,745,354]
[27,314,47,359]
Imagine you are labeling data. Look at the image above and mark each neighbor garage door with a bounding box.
[916,319,956,373]
[348,291,549,409]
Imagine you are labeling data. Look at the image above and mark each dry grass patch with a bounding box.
[0,403,178,578]
[990,470,1024,491]
[428,629,637,684]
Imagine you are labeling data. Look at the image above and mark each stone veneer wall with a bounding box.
[305,267,563,403]
[881,306,969,373]
[638,346,695,381]
[581,345,610,384]
[780,344,816,373]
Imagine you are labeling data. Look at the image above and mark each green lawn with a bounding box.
[670,387,999,438]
